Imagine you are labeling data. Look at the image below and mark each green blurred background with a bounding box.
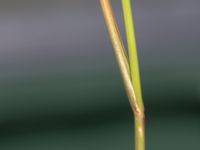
[0,0,199,149]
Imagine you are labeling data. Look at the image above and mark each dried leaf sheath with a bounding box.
[100,1,145,150]
[100,0,141,116]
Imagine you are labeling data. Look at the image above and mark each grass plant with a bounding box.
[100,1,145,150]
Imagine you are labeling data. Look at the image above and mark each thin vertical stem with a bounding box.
[121,0,145,150]
[100,0,145,150]
[100,0,140,113]
[121,0,144,111]
[100,0,130,74]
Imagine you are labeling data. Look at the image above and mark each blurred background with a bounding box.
[0,0,199,149]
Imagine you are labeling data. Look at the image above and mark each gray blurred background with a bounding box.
[0,0,199,149]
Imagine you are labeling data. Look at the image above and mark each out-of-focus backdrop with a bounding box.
[0,0,199,150]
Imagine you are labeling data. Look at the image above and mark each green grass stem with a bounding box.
[100,1,145,150]
[122,1,145,150]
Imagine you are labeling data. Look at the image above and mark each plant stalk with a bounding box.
[100,0,140,113]
[100,0,145,150]
[121,0,145,150]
